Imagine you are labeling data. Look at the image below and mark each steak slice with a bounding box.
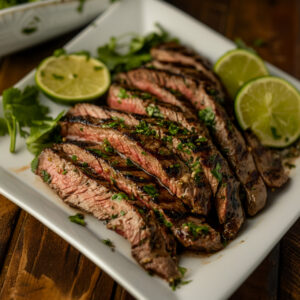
[36,148,180,281]
[116,68,267,216]
[245,131,288,187]
[60,115,211,215]
[54,142,223,251]
[150,42,224,94]
[70,103,244,239]
[148,60,216,86]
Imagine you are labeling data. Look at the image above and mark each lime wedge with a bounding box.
[35,54,110,104]
[235,76,300,147]
[214,49,268,98]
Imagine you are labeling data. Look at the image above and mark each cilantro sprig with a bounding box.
[1,86,64,154]
[98,23,177,74]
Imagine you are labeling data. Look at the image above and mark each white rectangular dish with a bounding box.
[0,0,299,299]
[0,0,110,57]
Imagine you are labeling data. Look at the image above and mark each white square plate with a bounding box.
[0,0,299,299]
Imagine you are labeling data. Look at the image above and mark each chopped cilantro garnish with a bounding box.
[126,158,134,166]
[102,117,125,129]
[182,222,209,238]
[118,88,130,99]
[146,104,163,118]
[178,266,187,276]
[94,66,103,71]
[271,127,281,140]
[52,73,64,80]
[102,239,115,251]
[103,139,114,153]
[88,148,109,159]
[168,123,180,135]
[285,162,296,169]
[195,136,208,143]
[170,278,192,291]
[143,184,159,198]
[198,107,215,129]
[211,162,222,183]
[41,170,51,183]
[112,193,129,201]
[154,209,173,228]
[69,213,85,226]
[135,120,156,136]
[22,27,37,35]
[71,155,78,161]
[77,0,86,12]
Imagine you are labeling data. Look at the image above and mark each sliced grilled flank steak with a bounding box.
[36,148,180,281]
[60,115,211,215]
[152,47,289,190]
[116,68,267,216]
[245,131,288,188]
[150,42,224,94]
[54,142,223,251]
[70,103,244,239]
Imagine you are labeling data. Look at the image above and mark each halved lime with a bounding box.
[35,54,110,104]
[235,76,300,147]
[214,49,268,98]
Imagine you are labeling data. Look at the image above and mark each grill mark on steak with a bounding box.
[60,115,210,214]
[115,68,267,216]
[36,148,180,281]
[54,142,223,251]
[70,103,244,239]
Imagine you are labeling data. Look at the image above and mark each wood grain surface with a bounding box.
[0,1,299,299]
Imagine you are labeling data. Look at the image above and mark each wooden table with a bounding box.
[0,1,299,299]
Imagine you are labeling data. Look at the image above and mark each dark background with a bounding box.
[0,0,299,299]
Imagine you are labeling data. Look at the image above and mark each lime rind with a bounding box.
[235,76,300,148]
[35,55,111,104]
